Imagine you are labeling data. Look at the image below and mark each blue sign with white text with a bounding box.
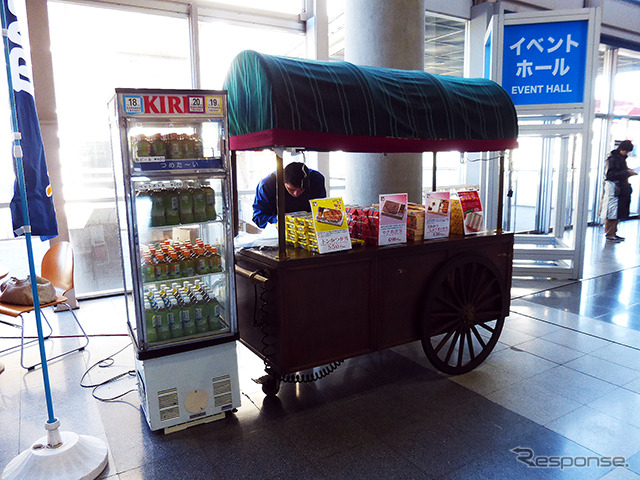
[503,20,588,105]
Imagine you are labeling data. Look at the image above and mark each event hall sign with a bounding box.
[502,20,588,105]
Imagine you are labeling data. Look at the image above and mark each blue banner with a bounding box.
[4,0,58,239]
[503,20,589,105]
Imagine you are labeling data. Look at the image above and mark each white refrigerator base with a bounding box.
[135,341,241,432]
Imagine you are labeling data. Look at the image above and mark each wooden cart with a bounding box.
[224,51,519,395]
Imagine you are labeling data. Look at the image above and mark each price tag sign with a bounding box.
[424,192,451,239]
[206,96,224,115]
[310,198,351,254]
[123,95,143,114]
[378,193,407,246]
[188,96,205,113]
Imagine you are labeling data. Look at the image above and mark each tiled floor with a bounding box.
[2,221,640,479]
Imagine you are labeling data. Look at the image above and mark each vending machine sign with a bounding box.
[310,198,351,254]
[424,192,451,240]
[378,193,407,246]
[122,94,225,116]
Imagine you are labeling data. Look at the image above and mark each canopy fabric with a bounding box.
[224,50,518,153]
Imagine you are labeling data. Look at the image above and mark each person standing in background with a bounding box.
[601,140,636,242]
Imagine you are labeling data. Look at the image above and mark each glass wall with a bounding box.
[47,2,191,296]
[591,46,640,223]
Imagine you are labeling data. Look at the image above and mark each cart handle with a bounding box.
[235,265,271,288]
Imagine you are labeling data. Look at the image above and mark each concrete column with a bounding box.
[26,1,77,308]
[344,0,425,205]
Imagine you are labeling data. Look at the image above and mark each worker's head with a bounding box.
[618,140,634,156]
[284,162,309,198]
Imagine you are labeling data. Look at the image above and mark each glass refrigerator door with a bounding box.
[110,90,237,357]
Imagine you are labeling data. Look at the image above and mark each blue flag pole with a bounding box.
[1,3,107,479]
[0,0,56,426]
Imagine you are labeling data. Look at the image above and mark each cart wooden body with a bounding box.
[236,232,513,378]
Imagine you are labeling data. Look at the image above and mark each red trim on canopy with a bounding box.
[229,128,518,153]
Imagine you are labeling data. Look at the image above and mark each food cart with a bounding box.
[224,51,518,395]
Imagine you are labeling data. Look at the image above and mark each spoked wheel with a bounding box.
[420,255,507,375]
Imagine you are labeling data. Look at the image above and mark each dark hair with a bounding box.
[284,162,309,189]
[618,140,634,152]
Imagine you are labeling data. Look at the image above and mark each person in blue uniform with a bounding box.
[252,162,326,228]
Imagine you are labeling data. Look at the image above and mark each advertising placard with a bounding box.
[458,190,484,235]
[378,194,407,246]
[424,192,451,240]
[502,20,588,105]
[310,198,351,254]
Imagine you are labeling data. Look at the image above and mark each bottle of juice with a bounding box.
[192,134,203,157]
[150,133,166,157]
[180,247,195,277]
[153,297,171,341]
[175,288,197,336]
[144,300,159,343]
[167,133,182,159]
[141,253,155,283]
[135,185,152,228]
[149,183,166,227]
[160,291,183,339]
[163,182,181,226]
[205,245,222,273]
[179,181,195,224]
[133,134,151,157]
[189,289,208,334]
[199,285,221,331]
[154,252,169,281]
[167,251,182,279]
[192,181,207,222]
[203,183,217,221]
[194,246,209,275]
[182,133,196,158]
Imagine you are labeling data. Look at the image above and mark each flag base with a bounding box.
[2,420,108,480]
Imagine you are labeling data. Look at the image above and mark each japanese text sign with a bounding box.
[502,20,588,105]
[378,193,407,246]
[424,192,451,240]
[310,197,351,254]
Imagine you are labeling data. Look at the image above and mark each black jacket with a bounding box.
[604,149,631,185]
[604,149,632,219]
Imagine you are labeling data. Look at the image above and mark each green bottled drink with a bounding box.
[150,184,166,227]
[144,301,159,343]
[179,181,195,224]
[203,184,216,221]
[153,298,171,341]
[141,254,155,283]
[135,185,152,228]
[176,289,197,336]
[165,295,184,339]
[192,181,207,222]
[163,182,181,226]
[192,293,208,334]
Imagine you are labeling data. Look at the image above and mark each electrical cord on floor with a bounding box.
[80,341,137,402]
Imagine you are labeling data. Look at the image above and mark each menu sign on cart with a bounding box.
[424,192,451,240]
[310,198,352,254]
[458,190,484,234]
[378,193,407,246]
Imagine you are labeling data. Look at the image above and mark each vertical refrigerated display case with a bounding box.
[109,89,240,432]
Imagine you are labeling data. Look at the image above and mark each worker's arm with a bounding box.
[252,176,277,229]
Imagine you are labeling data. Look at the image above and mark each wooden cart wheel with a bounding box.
[420,255,507,375]
[262,376,281,396]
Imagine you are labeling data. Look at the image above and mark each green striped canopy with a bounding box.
[224,50,518,153]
